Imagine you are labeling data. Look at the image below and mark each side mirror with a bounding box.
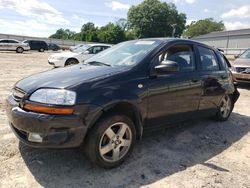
[83,50,90,54]
[154,60,179,75]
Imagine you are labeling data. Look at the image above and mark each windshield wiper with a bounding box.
[85,61,111,67]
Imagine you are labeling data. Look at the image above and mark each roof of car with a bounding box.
[87,43,112,47]
[133,37,214,49]
[0,39,19,41]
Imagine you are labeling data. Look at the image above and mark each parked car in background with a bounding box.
[23,40,48,52]
[6,38,239,168]
[48,43,61,51]
[0,39,30,53]
[69,44,86,51]
[230,48,250,83]
[48,43,111,67]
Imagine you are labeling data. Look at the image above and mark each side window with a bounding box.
[198,46,220,71]
[102,46,110,50]
[8,40,18,43]
[158,44,196,72]
[0,40,9,43]
[89,46,102,54]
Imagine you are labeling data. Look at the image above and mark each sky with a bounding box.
[0,0,250,37]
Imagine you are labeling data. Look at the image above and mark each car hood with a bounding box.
[233,58,250,67]
[50,51,78,58]
[15,65,124,93]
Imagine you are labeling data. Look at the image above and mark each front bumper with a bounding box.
[232,72,250,83]
[6,95,90,148]
[48,59,65,67]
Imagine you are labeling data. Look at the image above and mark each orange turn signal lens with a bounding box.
[24,103,74,115]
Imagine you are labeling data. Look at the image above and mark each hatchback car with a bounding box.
[48,43,111,67]
[6,38,239,168]
[48,43,61,51]
[231,49,250,83]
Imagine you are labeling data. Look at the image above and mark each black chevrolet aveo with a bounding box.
[6,38,239,168]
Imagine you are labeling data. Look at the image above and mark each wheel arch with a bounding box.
[87,101,143,140]
[65,57,80,66]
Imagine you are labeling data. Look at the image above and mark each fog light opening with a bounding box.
[28,133,43,143]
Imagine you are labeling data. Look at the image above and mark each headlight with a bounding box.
[55,56,64,60]
[49,56,64,61]
[29,89,76,106]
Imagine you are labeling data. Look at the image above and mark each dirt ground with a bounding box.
[0,51,249,188]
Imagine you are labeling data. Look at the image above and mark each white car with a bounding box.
[48,44,112,67]
[0,39,30,53]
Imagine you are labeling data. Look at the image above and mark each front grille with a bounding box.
[12,87,26,102]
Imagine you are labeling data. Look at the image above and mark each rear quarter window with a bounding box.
[197,46,220,71]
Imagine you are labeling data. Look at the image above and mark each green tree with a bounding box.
[97,23,126,44]
[183,18,225,38]
[49,28,76,40]
[127,0,186,38]
[80,22,99,42]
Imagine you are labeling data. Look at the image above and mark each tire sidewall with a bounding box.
[85,114,136,168]
[216,94,233,121]
[65,59,78,66]
[16,47,23,53]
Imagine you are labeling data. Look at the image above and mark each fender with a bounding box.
[86,89,146,140]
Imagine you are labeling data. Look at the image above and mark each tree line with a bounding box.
[49,0,225,44]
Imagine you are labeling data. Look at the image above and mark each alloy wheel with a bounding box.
[99,122,132,163]
[220,95,232,118]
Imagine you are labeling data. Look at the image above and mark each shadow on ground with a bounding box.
[237,83,250,90]
[19,112,250,188]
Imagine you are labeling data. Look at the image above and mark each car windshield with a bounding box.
[239,49,250,59]
[73,45,90,53]
[84,40,161,67]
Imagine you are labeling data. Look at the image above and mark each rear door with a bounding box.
[196,46,227,113]
[0,40,9,50]
[146,42,202,128]
[7,40,19,50]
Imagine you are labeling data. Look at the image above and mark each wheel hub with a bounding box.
[99,122,132,162]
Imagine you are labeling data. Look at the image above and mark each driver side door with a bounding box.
[145,43,202,129]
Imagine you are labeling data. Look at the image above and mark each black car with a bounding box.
[6,38,239,168]
[23,40,48,52]
[48,43,61,51]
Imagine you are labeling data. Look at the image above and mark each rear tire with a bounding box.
[39,48,45,52]
[84,113,136,168]
[65,58,79,66]
[16,47,24,53]
[215,94,233,121]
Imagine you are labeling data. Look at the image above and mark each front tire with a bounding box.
[215,94,233,121]
[84,114,136,168]
[65,58,79,66]
[16,47,24,53]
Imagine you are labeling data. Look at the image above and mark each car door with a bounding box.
[0,40,9,50]
[7,40,18,50]
[196,46,227,114]
[146,43,202,129]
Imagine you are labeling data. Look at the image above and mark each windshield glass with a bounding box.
[240,49,250,59]
[73,45,90,53]
[84,40,161,67]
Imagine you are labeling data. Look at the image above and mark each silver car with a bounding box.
[0,39,30,53]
